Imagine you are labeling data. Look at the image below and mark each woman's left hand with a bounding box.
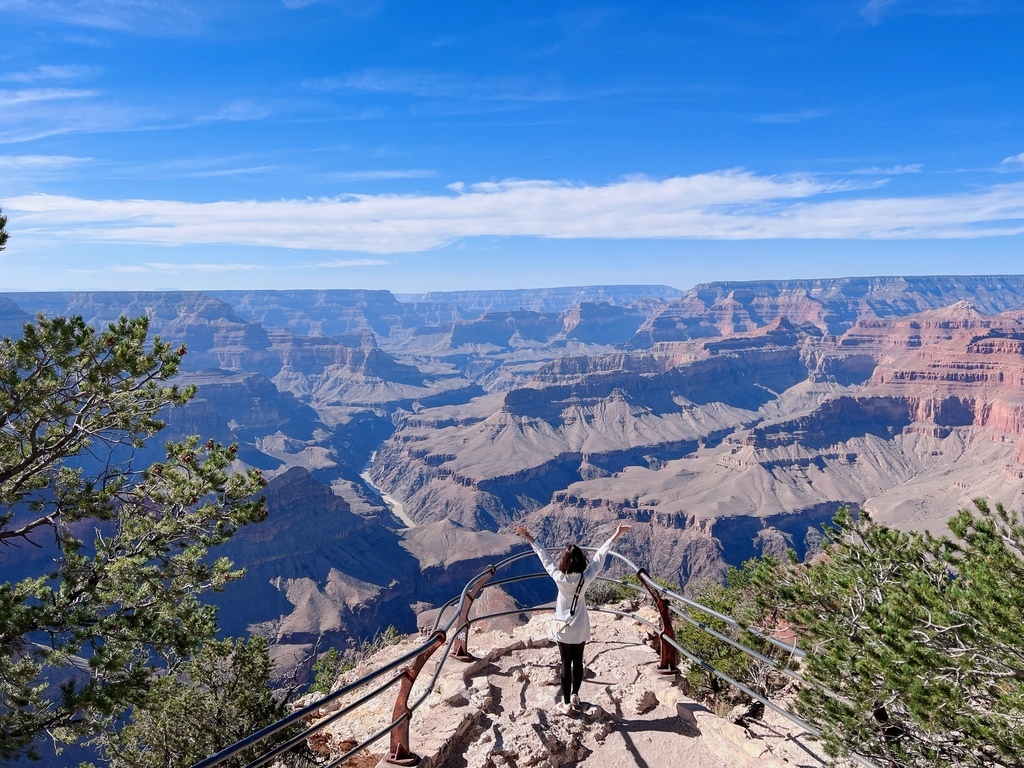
[513,525,534,543]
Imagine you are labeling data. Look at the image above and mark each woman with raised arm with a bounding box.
[513,522,632,715]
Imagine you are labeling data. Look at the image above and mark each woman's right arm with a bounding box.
[514,525,560,578]
[584,523,632,580]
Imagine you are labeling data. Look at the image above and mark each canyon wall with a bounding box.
[4,276,1024,673]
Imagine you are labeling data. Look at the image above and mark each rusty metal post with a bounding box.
[385,629,446,766]
[637,567,679,674]
[450,565,496,661]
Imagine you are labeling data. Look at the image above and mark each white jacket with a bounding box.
[531,533,617,644]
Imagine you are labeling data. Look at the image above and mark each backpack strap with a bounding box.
[566,574,585,619]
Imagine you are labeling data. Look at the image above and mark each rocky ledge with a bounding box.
[300,609,834,768]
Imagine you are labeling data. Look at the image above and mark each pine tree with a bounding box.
[0,314,268,760]
[757,504,1024,768]
[91,636,292,768]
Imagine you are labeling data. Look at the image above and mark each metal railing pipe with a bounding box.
[194,543,884,768]
[241,671,406,768]
[592,608,818,735]
[667,604,807,685]
[322,713,409,768]
[606,551,806,658]
[191,633,441,768]
[431,550,539,633]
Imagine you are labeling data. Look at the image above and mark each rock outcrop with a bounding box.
[300,609,830,768]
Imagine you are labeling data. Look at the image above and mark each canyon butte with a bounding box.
[3,275,1024,677]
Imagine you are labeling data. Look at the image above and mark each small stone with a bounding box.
[440,678,469,706]
[629,689,658,715]
[727,704,749,725]
[656,685,681,709]
[676,700,703,733]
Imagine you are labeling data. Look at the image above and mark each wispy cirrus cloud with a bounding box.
[7,170,1024,255]
[860,0,1023,24]
[194,99,272,124]
[306,68,611,103]
[0,88,118,143]
[0,89,275,145]
[1,64,103,82]
[849,164,923,175]
[0,88,98,107]
[0,0,208,35]
[752,108,829,124]
[0,154,92,169]
[310,258,392,267]
[325,169,437,182]
[861,0,901,23]
[282,0,381,15]
[0,96,158,144]
[68,261,271,274]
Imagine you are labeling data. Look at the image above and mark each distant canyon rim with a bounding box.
[3,275,1024,678]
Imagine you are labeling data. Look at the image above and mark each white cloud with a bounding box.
[6,170,1024,255]
[0,154,91,169]
[104,262,271,273]
[860,0,1022,23]
[0,88,97,107]
[282,0,381,16]
[326,169,437,182]
[197,99,272,123]
[1001,152,1024,169]
[752,109,829,124]
[306,68,601,103]
[310,258,392,267]
[849,164,923,175]
[2,65,103,82]
[861,0,902,23]
[0,0,206,35]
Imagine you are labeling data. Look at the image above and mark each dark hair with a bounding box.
[559,544,588,575]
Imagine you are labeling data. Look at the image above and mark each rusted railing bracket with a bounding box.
[450,565,496,661]
[385,629,446,766]
[637,567,679,674]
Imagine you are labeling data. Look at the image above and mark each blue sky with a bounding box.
[0,0,1022,293]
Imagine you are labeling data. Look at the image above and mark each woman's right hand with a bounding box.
[513,525,534,543]
[613,523,632,540]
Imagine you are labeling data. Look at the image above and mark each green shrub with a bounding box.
[309,626,405,696]
[755,502,1024,768]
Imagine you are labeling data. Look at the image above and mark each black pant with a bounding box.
[557,641,586,704]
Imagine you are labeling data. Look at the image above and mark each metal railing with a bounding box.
[192,546,878,768]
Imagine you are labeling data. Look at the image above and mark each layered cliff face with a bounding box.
[382,299,664,394]
[211,467,523,677]
[394,284,683,314]
[626,275,1024,346]
[6,279,1024,675]
[209,289,449,339]
[1,291,271,371]
[0,296,30,338]
[372,297,1024,587]
[370,325,818,534]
